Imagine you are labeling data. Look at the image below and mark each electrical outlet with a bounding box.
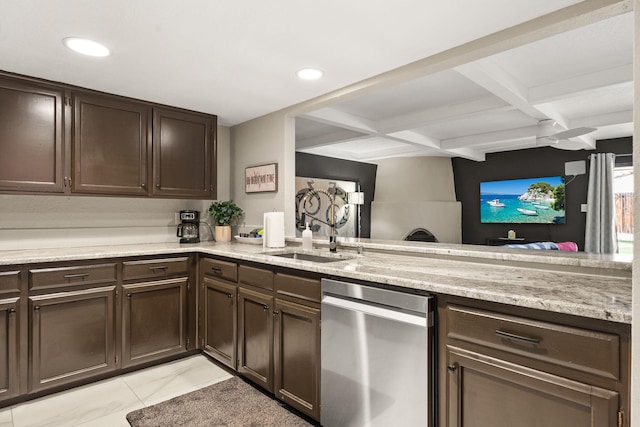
[581,204,588,213]
[174,212,180,224]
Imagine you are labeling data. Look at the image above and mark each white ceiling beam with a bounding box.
[481,139,537,153]
[296,129,369,149]
[377,96,510,133]
[385,130,442,149]
[441,125,540,149]
[529,64,633,104]
[445,147,486,162]
[356,145,443,162]
[454,59,547,119]
[300,108,378,134]
[571,109,633,128]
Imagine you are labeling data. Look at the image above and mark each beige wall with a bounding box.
[373,157,457,202]
[216,125,232,201]
[370,157,461,243]
[230,112,296,235]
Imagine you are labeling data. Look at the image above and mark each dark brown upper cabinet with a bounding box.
[152,108,215,198]
[0,77,65,193]
[72,93,151,195]
[0,72,217,199]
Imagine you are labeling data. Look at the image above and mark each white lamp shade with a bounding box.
[348,192,365,205]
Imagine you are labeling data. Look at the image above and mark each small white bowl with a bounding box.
[234,235,263,245]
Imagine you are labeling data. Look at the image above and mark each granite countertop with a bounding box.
[0,238,631,324]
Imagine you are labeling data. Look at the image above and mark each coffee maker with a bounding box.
[177,210,200,243]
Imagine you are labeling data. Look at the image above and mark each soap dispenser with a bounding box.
[302,223,313,250]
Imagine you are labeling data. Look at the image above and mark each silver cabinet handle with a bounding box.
[263,304,269,311]
[447,364,457,373]
[495,330,540,345]
[63,273,90,280]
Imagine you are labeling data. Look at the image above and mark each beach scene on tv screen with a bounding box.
[480,176,566,224]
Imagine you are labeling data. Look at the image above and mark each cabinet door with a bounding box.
[202,277,237,369]
[0,78,64,193]
[72,93,150,195]
[122,278,188,368]
[0,298,19,401]
[29,287,116,393]
[238,287,273,392]
[446,346,619,427]
[274,299,320,421]
[152,108,214,198]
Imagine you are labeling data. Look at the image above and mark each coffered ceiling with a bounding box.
[296,12,634,162]
[0,1,632,163]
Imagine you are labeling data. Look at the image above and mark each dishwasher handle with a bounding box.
[322,294,427,327]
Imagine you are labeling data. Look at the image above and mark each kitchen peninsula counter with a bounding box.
[0,238,631,323]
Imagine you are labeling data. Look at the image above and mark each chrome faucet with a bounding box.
[300,188,338,253]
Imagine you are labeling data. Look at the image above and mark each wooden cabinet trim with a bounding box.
[275,273,320,303]
[0,298,20,401]
[273,298,320,420]
[237,286,274,392]
[446,304,620,380]
[151,107,214,198]
[446,345,619,426]
[121,277,188,368]
[0,77,65,193]
[71,92,151,196]
[29,263,117,292]
[28,286,117,393]
[201,258,238,283]
[0,270,21,295]
[201,276,237,369]
[122,257,189,281]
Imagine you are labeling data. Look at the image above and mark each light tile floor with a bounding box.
[0,355,233,427]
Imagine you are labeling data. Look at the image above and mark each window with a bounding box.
[613,166,633,254]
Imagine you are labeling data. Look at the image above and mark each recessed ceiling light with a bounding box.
[63,37,110,57]
[297,68,323,80]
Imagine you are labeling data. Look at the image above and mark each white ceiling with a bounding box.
[0,1,632,162]
[296,12,634,162]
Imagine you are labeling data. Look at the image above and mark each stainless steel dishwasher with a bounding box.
[321,278,435,427]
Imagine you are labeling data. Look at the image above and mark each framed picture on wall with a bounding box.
[245,163,278,193]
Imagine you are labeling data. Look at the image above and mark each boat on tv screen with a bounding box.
[480,176,565,224]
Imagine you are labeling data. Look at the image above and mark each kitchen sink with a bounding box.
[268,251,354,263]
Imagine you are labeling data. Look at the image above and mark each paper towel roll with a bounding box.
[263,212,285,248]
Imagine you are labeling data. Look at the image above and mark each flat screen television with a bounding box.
[480,176,565,224]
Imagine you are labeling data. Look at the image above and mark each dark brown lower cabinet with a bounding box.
[202,276,237,369]
[238,287,274,392]
[29,287,116,393]
[122,278,188,368]
[0,298,19,401]
[446,346,620,427]
[274,299,320,420]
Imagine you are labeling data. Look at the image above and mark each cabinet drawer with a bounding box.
[239,265,273,291]
[123,257,189,281]
[0,270,21,294]
[202,258,237,282]
[275,273,320,303]
[446,305,620,380]
[29,263,117,291]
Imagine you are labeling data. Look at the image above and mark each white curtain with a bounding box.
[585,153,618,253]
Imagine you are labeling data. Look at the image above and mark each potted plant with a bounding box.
[209,200,244,242]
